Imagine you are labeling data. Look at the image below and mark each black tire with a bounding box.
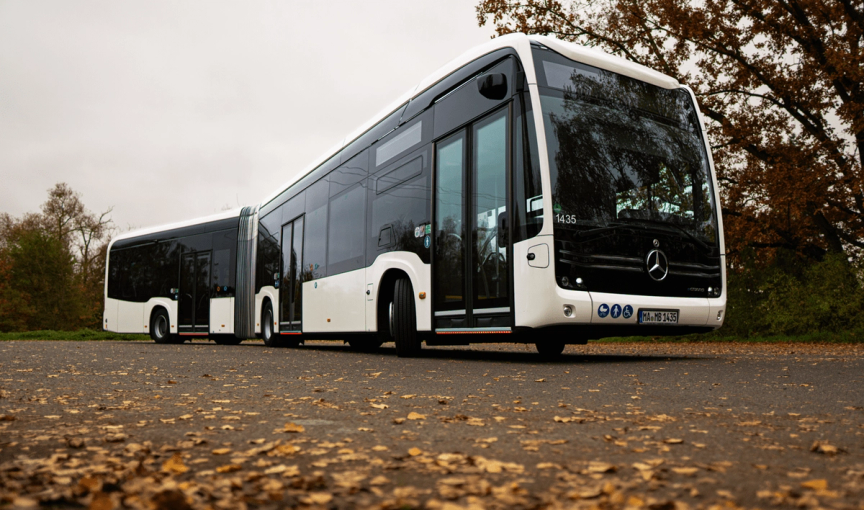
[536,341,566,357]
[212,335,243,345]
[393,277,421,357]
[261,301,300,348]
[150,308,175,344]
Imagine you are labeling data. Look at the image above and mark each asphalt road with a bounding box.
[1,340,863,509]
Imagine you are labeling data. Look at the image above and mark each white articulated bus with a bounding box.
[103,34,726,357]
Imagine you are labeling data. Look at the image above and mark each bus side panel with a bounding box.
[117,300,146,334]
[366,252,431,333]
[210,297,234,334]
[255,286,277,335]
[104,297,119,332]
[302,268,366,333]
[142,298,178,335]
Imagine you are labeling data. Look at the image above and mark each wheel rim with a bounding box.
[155,316,167,338]
[388,301,395,337]
[264,309,272,339]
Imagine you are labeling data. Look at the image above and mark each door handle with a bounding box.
[527,253,536,261]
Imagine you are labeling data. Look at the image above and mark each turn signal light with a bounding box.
[419,292,426,299]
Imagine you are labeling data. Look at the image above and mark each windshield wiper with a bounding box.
[616,218,713,253]
[573,223,640,239]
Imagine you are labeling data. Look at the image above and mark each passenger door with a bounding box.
[433,107,511,331]
[279,217,304,332]
[178,251,211,335]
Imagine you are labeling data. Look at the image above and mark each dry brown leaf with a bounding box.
[801,479,828,491]
[587,461,616,473]
[162,453,189,475]
[283,422,305,433]
[369,475,389,486]
[810,441,839,455]
[407,412,426,420]
[216,464,242,473]
[408,447,423,456]
[393,418,406,424]
[303,493,333,504]
[663,438,684,444]
[211,448,232,455]
[672,467,699,476]
[370,403,388,409]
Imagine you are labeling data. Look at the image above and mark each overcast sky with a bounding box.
[0,1,495,232]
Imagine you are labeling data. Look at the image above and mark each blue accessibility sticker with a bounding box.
[623,305,633,319]
[597,304,609,318]
[611,304,622,319]
[424,235,431,249]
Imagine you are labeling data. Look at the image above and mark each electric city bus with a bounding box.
[103,34,726,357]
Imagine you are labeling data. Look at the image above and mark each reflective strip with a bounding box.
[436,327,511,334]
[434,309,466,317]
[473,307,510,315]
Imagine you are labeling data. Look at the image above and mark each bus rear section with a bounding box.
[103,208,257,345]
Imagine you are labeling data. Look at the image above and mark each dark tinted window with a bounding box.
[368,146,432,265]
[376,156,422,194]
[513,93,544,241]
[303,178,329,279]
[330,150,368,197]
[327,183,367,275]
[433,57,514,139]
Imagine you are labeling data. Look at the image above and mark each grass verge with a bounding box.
[0,329,149,341]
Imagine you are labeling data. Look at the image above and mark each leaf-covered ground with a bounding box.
[0,340,862,509]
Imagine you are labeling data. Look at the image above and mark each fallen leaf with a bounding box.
[801,479,828,491]
[303,493,333,505]
[370,403,388,409]
[393,418,406,424]
[162,453,189,475]
[283,422,305,433]
[407,412,426,420]
[369,475,389,486]
[810,441,839,455]
[216,464,242,473]
[408,447,423,456]
[211,448,232,455]
[672,467,699,476]
[663,438,684,444]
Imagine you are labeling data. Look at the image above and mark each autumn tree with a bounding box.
[477,0,864,263]
[0,183,113,331]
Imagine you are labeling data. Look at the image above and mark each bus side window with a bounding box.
[367,145,432,264]
[513,92,544,241]
[303,178,329,280]
[326,182,366,275]
[433,57,514,139]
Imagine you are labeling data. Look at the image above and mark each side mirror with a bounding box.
[477,73,508,100]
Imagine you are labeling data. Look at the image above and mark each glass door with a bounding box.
[179,251,211,334]
[433,107,511,330]
[279,217,304,331]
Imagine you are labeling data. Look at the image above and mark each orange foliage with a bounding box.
[477,0,863,262]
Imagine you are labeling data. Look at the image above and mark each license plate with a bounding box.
[639,310,679,324]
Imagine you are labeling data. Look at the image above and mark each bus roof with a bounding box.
[258,33,680,210]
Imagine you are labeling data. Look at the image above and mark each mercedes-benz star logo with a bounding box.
[645,249,669,281]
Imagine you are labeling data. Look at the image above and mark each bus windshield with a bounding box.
[533,47,719,247]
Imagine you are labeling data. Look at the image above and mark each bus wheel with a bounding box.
[393,277,421,357]
[261,301,280,347]
[150,309,175,344]
[536,341,566,358]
